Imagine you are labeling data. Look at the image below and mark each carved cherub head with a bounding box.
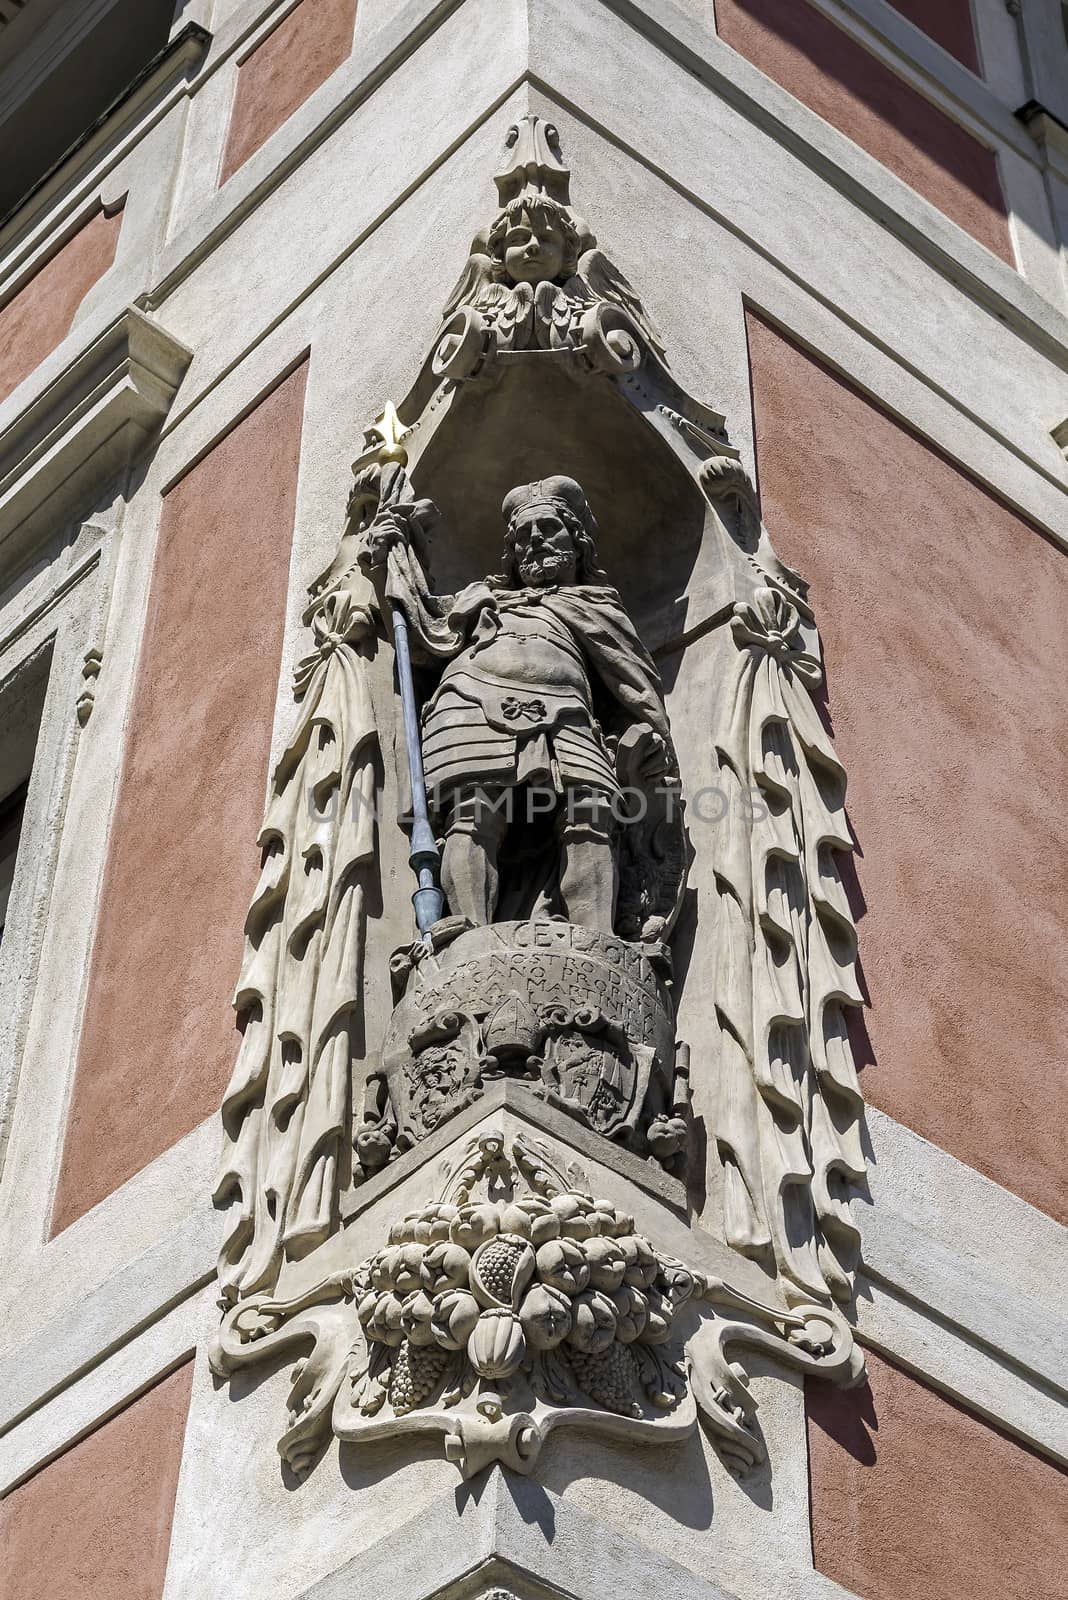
[497,476,607,588]
[486,194,581,286]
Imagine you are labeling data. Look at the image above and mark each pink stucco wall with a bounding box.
[747,310,1068,1225]
[52,362,308,1234]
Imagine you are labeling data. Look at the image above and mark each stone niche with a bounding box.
[208,115,870,1598]
[409,355,711,638]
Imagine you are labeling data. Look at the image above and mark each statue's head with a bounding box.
[498,477,607,588]
[487,194,580,286]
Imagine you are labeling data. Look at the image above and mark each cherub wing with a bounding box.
[571,246,668,364]
[441,251,502,319]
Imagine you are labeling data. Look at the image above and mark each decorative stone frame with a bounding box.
[0,518,112,1187]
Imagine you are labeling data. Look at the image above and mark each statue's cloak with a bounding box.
[394,570,673,745]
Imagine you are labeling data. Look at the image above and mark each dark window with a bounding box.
[0,779,28,944]
[0,0,178,222]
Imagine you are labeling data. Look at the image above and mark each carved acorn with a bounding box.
[535,1237,590,1295]
[470,1234,535,1309]
[519,1283,573,1350]
[583,1236,627,1293]
[429,1288,480,1351]
[468,1308,526,1378]
[566,1289,618,1354]
[419,1241,471,1294]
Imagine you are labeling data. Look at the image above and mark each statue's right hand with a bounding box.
[359,508,409,571]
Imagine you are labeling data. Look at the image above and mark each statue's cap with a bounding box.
[494,116,571,207]
[502,476,588,524]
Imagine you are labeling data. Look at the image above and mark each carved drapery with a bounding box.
[215,572,378,1303]
[713,587,866,1304]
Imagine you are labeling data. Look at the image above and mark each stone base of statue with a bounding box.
[355,918,691,1179]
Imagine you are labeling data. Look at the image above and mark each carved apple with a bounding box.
[519,1284,573,1349]
[401,1291,438,1346]
[535,1238,591,1295]
[413,1203,460,1243]
[610,1285,649,1343]
[637,1287,673,1345]
[619,1234,659,1289]
[583,1236,627,1292]
[449,1203,500,1252]
[367,1292,406,1347]
[549,1194,594,1240]
[419,1241,471,1294]
[429,1289,480,1351]
[566,1289,618,1354]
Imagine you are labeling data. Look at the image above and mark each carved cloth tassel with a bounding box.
[215,597,378,1303]
[712,588,867,1305]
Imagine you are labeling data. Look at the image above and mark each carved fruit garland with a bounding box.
[211,1136,863,1480]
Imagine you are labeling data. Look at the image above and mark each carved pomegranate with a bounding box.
[470,1234,535,1309]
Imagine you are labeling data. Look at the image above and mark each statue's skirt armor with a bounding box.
[421,597,619,799]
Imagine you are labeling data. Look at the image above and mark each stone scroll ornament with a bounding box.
[210,1134,863,1480]
[211,108,869,1424]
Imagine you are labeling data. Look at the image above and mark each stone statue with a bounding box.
[361,469,684,943]
[350,463,691,1176]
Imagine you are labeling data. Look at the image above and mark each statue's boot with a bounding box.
[558,788,616,933]
[441,785,508,925]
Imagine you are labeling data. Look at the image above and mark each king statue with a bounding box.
[360,471,685,943]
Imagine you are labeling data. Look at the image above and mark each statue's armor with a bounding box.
[421,590,618,800]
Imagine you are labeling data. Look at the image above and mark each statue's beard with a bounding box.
[519,550,574,586]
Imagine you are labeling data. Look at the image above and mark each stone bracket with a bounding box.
[0,303,192,580]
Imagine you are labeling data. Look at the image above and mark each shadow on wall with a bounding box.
[806,1366,879,1466]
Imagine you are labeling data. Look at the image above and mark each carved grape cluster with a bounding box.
[356,1190,699,1415]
